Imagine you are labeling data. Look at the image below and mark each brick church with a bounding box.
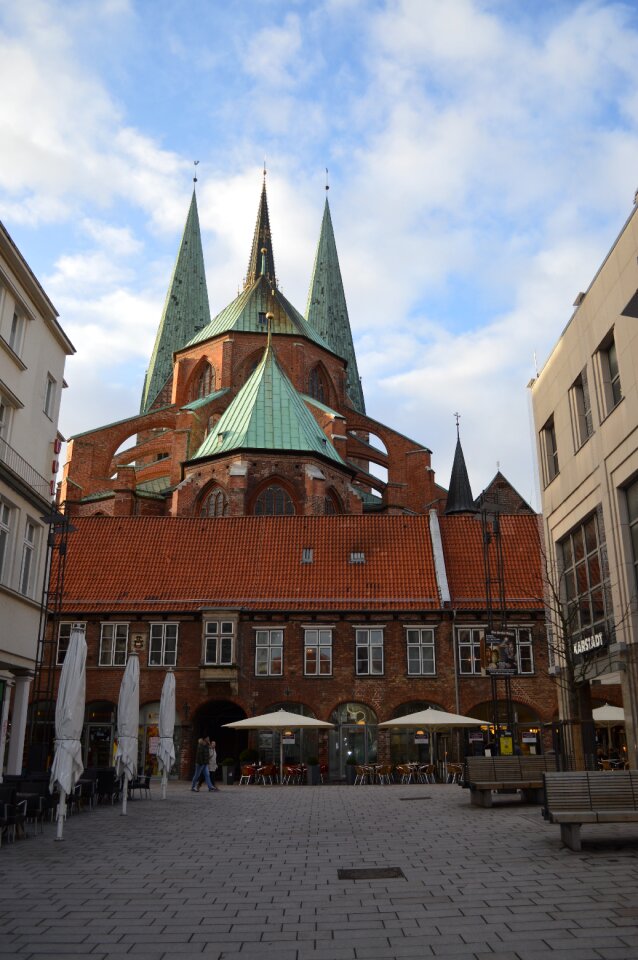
[44,176,558,779]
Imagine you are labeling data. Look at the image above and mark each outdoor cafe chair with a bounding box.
[129,774,151,800]
[376,764,394,784]
[0,799,27,846]
[446,763,463,783]
[354,765,369,785]
[256,763,277,785]
[239,764,256,785]
[395,763,413,784]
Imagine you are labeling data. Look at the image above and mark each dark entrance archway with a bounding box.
[192,700,247,771]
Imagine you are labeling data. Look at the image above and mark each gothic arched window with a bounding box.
[200,487,229,517]
[254,485,295,516]
[195,363,214,399]
[324,492,341,515]
[308,365,328,404]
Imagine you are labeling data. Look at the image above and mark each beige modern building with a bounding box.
[0,222,74,778]
[530,196,638,769]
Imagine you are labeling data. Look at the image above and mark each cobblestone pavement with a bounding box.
[1,782,638,960]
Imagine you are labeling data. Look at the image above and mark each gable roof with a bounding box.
[306,198,365,413]
[141,190,211,412]
[438,513,543,610]
[191,343,345,463]
[55,515,442,613]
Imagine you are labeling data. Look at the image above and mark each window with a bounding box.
[99,623,129,666]
[0,501,11,582]
[149,623,178,666]
[304,628,332,675]
[569,370,593,450]
[19,519,37,595]
[254,485,295,516]
[540,415,559,486]
[0,396,12,443]
[457,627,484,675]
[200,487,229,517]
[204,620,234,665]
[8,310,25,355]
[309,366,328,403]
[517,628,534,674]
[559,514,609,648]
[57,622,86,665]
[350,551,365,564]
[255,629,283,676]
[406,628,436,675]
[356,628,384,675]
[625,479,638,594]
[44,375,56,418]
[195,363,214,399]
[597,332,622,417]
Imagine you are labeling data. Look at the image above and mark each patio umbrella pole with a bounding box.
[55,788,67,841]
[122,773,129,816]
[161,770,168,800]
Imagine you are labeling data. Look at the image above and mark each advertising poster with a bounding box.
[483,630,518,675]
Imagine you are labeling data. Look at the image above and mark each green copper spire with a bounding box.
[192,343,345,464]
[140,189,211,413]
[245,176,276,288]
[306,197,365,413]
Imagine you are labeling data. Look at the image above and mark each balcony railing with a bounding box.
[0,436,51,499]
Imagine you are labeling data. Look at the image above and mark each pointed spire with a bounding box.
[141,189,211,413]
[445,417,476,514]
[306,196,365,413]
[245,173,276,289]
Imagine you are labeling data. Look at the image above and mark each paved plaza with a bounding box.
[1,781,638,960]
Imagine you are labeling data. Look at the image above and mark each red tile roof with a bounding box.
[55,513,544,614]
[56,515,441,613]
[438,514,543,610]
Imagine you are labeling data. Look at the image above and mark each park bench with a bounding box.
[464,755,558,807]
[542,770,638,851]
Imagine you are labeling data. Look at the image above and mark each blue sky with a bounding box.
[2,0,638,507]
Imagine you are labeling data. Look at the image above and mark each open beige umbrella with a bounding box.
[223,708,334,779]
[379,706,484,768]
[592,703,625,725]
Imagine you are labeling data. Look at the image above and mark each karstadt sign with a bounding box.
[572,631,606,657]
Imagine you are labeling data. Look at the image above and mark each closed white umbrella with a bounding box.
[157,670,176,800]
[115,653,139,816]
[223,709,334,779]
[50,625,87,841]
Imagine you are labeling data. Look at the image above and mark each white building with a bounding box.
[0,222,74,778]
[530,196,638,769]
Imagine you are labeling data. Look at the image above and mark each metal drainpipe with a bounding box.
[452,607,460,714]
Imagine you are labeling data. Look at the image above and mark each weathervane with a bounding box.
[193,160,199,183]
[325,167,329,192]
[454,412,461,437]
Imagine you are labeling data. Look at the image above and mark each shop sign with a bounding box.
[414,733,429,744]
[499,734,513,755]
[469,732,484,742]
[522,732,538,744]
[282,736,295,744]
[148,736,160,755]
[572,631,606,657]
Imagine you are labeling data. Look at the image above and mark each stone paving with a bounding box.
[1,781,638,960]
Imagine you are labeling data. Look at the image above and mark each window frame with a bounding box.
[44,374,56,419]
[304,627,333,676]
[355,627,384,676]
[148,622,178,667]
[8,309,25,355]
[457,627,484,675]
[405,627,436,676]
[19,518,38,596]
[99,623,129,667]
[203,620,234,666]
[0,499,12,583]
[569,370,593,451]
[596,331,622,419]
[254,628,284,676]
[558,513,609,649]
[540,415,559,486]
[56,622,87,665]
[253,485,295,516]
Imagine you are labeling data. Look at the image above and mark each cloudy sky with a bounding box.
[2,0,638,508]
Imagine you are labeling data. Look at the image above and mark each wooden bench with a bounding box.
[464,755,558,807]
[542,770,638,851]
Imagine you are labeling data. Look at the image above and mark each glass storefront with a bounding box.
[328,702,378,779]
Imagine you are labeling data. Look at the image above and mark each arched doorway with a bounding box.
[328,702,378,779]
[191,700,247,774]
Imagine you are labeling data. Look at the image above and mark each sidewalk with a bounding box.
[1,781,637,960]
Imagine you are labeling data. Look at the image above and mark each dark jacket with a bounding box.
[196,741,209,765]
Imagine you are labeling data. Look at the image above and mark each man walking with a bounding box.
[191,737,215,792]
